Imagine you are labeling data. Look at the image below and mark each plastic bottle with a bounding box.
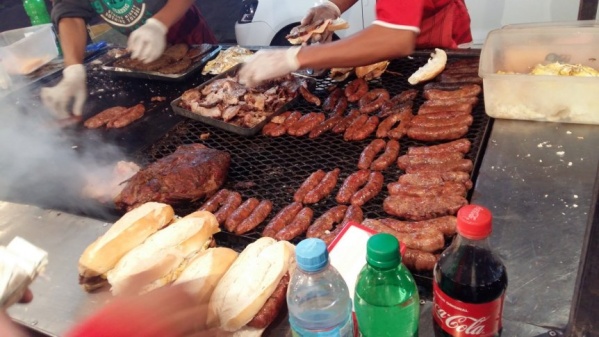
[287,238,354,337]
[432,204,508,337]
[354,233,420,337]
[23,0,51,26]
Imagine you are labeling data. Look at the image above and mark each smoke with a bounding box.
[0,94,128,221]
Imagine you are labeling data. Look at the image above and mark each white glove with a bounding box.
[128,18,168,64]
[40,64,87,119]
[238,47,301,88]
[0,63,11,90]
[300,0,341,43]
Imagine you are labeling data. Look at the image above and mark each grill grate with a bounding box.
[135,53,491,287]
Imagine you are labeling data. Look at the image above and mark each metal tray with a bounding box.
[171,64,316,136]
[100,44,222,82]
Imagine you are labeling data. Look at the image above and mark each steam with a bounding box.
[0,96,128,220]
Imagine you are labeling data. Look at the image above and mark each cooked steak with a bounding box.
[135,55,174,71]
[187,44,213,59]
[114,144,231,211]
[158,57,192,74]
[163,43,190,61]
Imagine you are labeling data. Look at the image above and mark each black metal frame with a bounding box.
[578,0,599,20]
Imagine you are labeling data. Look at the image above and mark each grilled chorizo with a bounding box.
[288,112,326,137]
[387,181,468,198]
[303,168,341,204]
[350,171,384,206]
[214,191,242,225]
[336,170,370,204]
[224,198,260,232]
[345,78,368,102]
[397,171,473,190]
[371,139,400,171]
[234,200,273,235]
[306,205,348,238]
[294,170,327,203]
[359,88,390,114]
[406,123,469,141]
[358,139,386,170]
[344,115,379,141]
[262,202,303,238]
[423,84,481,100]
[309,115,343,139]
[411,114,473,128]
[199,189,230,213]
[403,249,439,271]
[407,138,471,155]
[323,88,343,112]
[274,207,314,241]
[299,85,321,106]
[332,110,360,134]
[397,151,465,170]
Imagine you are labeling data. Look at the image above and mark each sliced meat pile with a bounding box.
[112,43,212,75]
[114,144,231,211]
[84,104,145,129]
[180,74,304,128]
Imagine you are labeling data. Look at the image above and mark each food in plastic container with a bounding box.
[0,24,58,75]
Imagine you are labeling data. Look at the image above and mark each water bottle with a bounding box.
[354,233,420,337]
[23,0,51,26]
[287,238,354,337]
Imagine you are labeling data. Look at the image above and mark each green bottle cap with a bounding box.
[366,233,400,269]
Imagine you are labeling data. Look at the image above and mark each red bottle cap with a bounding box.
[457,204,492,240]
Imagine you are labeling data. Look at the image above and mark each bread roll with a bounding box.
[107,211,220,295]
[208,237,295,332]
[408,48,447,85]
[78,202,175,291]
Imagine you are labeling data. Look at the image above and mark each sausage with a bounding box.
[406,123,469,142]
[342,204,364,226]
[402,249,439,271]
[371,139,400,171]
[441,66,479,76]
[439,73,483,85]
[247,273,290,328]
[376,113,402,138]
[418,103,473,115]
[262,111,292,137]
[381,89,418,113]
[397,171,473,190]
[411,114,473,129]
[294,170,327,203]
[323,88,343,112]
[262,202,303,238]
[387,181,468,198]
[350,171,384,206]
[397,151,465,170]
[84,106,128,128]
[405,159,474,173]
[332,110,360,134]
[303,168,341,204]
[332,95,348,117]
[358,139,387,170]
[361,219,445,252]
[336,170,370,204]
[359,89,390,114]
[414,111,471,121]
[224,198,260,232]
[388,110,414,140]
[344,78,368,102]
[379,100,413,119]
[344,115,379,141]
[281,111,303,133]
[274,207,314,241]
[378,216,457,236]
[420,97,479,108]
[309,115,343,139]
[407,139,471,155]
[287,112,326,137]
[214,192,242,225]
[234,200,273,235]
[423,84,482,100]
[306,205,348,238]
[383,194,468,221]
[423,82,468,91]
[198,189,230,213]
[299,85,321,106]
[447,58,480,68]
[107,104,145,128]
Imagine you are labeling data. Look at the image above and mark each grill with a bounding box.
[135,52,492,290]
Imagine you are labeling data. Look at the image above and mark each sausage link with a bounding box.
[345,115,379,141]
[397,171,473,190]
[332,95,348,117]
[350,171,384,206]
[214,192,242,225]
[198,189,230,213]
[418,103,473,115]
[379,101,413,119]
[405,159,474,173]
[299,85,321,106]
[420,97,479,108]
[224,198,260,232]
[84,106,127,129]
[262,202,303,238]
[281,111,303,134]
[234,200,273,235]
[294,170,327,203]
[397,151,465,170]
[274,207,314,241]
[407,138,471,155]
[414,111,471,121]
[323,88,343,111]
[439,73,483,85]
[108,104,145,128]
[288,112,326,137]
[344,78,368,102]
[406,123,469,141]
[378,216,457,236]
[336,170,370,204]
[332,110,360,134]
[342,204,364,226]
[309,115,343,139]
[388,110,414,140]
[262,111,292,137]
[403,249,439,271]
[247,273,290,328]
[410,114,473,128]
[358,139,386,170]
[387,181,467,198]
[306,205,348,238]
[376,113,402,139]
[423,84,482,100]
[371,139,400,171]
[342,114,368,141]
[383,194,468,221]
[303,168,341,204]
[423,82,468,91]
[361,219,446,252]
[359,89,390,114]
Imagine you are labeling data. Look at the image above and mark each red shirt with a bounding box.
[373,0,472,49]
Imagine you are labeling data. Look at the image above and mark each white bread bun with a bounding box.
[408,48,448,85]
[208,237,295,332]
[107,211,220,296]
[78,202,174,291]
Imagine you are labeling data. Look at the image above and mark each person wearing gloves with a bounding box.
[41,0,217,119]
[239,0,472,87]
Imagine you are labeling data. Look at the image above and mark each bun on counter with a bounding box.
[287,18,349,45]
[78,202,175,292]
[107,211,220,296]
[408,48,447,85]
[208,237,295,334]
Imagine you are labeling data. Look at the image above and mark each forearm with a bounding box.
[152,0,194,28]
[330,0,359,13]
[297,25,416,69]
[58,18,87,66]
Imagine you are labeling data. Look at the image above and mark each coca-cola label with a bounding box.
[433,282,504,337]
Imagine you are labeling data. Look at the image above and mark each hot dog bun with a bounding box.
[408,48,448,85]
[107,211,220,295]
[78,202,175,291]
[208,237,295,332]
[287,18,349,45]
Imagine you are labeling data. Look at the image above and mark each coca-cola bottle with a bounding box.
[432,204,508,337]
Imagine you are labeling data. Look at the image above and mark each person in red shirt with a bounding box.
[238,0,472,87]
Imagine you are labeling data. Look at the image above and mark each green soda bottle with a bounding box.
[354,233,420,337]
[23,0,51,26]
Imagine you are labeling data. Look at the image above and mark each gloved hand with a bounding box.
[299,0,341,43]
[40,64,87,119]
[128,18,168,64]
[238,47,301,88]
[0,63,11,90]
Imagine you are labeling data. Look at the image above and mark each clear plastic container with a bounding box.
[287,238,354,337]
[0,24,58,75]
[479,24,599,125]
